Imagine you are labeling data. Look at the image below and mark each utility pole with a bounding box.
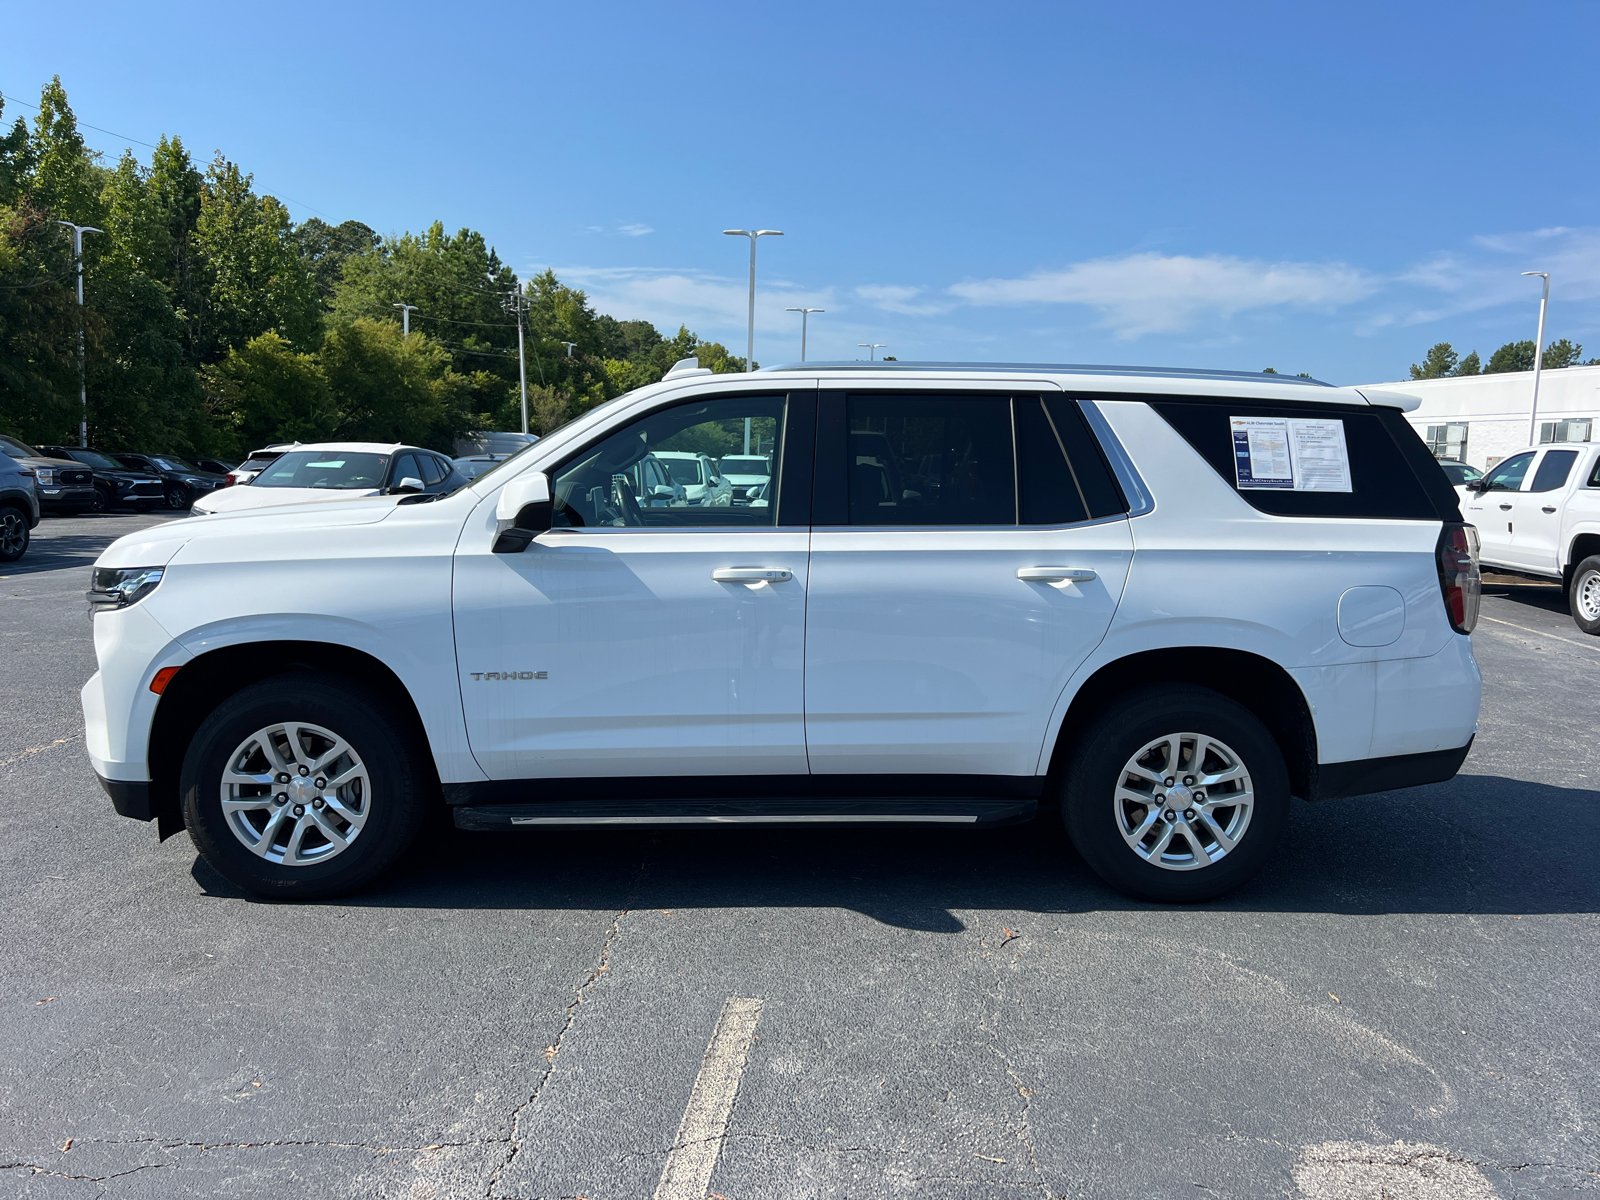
[393,303,418,337]
[560,341,577,358]
[58,221,103,446]
[858,343,887,361]
[1522,271,1550,446]
[785,307,825,361]
[723,229,783,371]
[504,290,530,435]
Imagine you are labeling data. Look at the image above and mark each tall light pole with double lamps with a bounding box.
[724,229,783,371]
[58,221,103,446]
[858,343,887,361]
[1522,271,1550,446]
[785,307,824,361]
[393,303,418,337]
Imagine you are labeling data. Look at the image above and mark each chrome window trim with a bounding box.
[1078,399,1155,517]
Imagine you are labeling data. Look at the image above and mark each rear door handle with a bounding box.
[1542,505,1558,514]
[1498,503,1513,511]
[1017,567,1097,583]
[712,567,792,582]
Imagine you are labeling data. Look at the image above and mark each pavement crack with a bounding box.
[486,853,649,1198]
[3,1160,163,1183]
[973,927,1057,1200]
[0,733,80,771]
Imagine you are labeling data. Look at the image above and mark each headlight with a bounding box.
[35,466,57,485]
[87,566,165,615]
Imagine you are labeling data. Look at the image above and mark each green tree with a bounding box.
[320,317,472,450]
[0,94,35,206]
[1486,340,1535,373]
[294,218,378,301]
[145,136,207,363]
[1410,342,1458,379]
[27,77,103,226]
[1542,338,1584,369]
[201,330,334,454]
[0,200,80,441]
[1453,350,1481,376]
[195,155,319,355]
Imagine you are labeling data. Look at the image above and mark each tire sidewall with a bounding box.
[1063,685,1289,903]
[1570,555,1600,636]
[181,674,429,899]
[0,505,27,562]
[165,485,189,510]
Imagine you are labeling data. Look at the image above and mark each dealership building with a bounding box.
[1356,363,1600,471]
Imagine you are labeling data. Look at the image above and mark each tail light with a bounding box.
[221,475,234,487]
[1436,522,1481,635]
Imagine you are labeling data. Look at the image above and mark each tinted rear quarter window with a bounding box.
[1147,398,1456,520]
[1530,449,1579,493]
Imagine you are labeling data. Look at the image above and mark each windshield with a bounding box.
[150,455,199,473]
[718,456,771,476]
[70,449,127,471]
[252,451,390,489]
[0,434,40,460]
[661,458,704,485]
[1438,461,1481,485]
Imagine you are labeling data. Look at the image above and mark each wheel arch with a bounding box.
[1043,647,1319,804]
[1563,529,1600,586]
[146,640,440,838]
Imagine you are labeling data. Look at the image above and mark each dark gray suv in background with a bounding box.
[0,434,97,514]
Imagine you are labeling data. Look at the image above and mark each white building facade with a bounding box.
[1357,364,1600,471]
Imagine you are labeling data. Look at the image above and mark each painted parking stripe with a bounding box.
[653,997,764,1200]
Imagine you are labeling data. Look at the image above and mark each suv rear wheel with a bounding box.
[1062,685,1288,903]
[1570,555,1600,636]
[180,673,431,899]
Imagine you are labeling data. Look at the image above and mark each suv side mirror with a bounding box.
[392,476,425,494]
[493,471,552,553]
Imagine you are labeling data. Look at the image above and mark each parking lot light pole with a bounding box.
[724,229,783,372]
[561,341,577,358]
[785,307,825,361]
[392,303,418,337]
[1522,271,1550,446]
[858,343,887,361]
[58,221,103,447]
[504,289,530,435]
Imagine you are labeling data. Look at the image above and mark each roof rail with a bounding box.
[756,361,1333,386]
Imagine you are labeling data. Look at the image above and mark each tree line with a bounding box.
[1409,338,1593,381]
[0,78,746,458]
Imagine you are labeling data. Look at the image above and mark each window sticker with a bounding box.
[1230,416,1352,492]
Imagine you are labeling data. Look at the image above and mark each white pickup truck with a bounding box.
[1461,442,1600,634]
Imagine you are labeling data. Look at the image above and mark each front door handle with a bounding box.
[1542,505,1558,514]
[712,567,792,583]
[1499,503,1513,511]
[1017,567,1097,583]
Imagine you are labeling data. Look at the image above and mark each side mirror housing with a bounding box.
[392,476,425,494]
[493,471,552,553]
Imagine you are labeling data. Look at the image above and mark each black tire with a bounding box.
[164,485,190,510]
[91,486,110,513]
[1569,555,1600,636]
[1062,685,1289,903]
[180,673,431,899]
[0,504,28,562]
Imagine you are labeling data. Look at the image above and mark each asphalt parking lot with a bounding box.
[3,512,1597,1200]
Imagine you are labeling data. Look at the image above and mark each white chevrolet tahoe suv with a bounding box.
[82,364,1483,903]
[1459,442,1600,635]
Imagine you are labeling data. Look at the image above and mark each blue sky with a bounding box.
[6,0,1599,383]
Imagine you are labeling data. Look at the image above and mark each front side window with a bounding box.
[1482,451,1535,492]
[253,451,391,489]
[552,395,785,528]
[1530,449,1579,493]
[846,395,1015,526]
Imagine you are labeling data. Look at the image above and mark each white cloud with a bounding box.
[948,252,1379,339]
[618,223,654,237]
[546,265,832,345]
[1395,226,1600,325]
[854,284,953,316]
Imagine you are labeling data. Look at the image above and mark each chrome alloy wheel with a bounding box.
[1577,568,1600,624]
[0,509,25,557]
[1112,731,1254,871]
[220,722,371,866]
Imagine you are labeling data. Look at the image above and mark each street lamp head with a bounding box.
[723,229,750,237]
[1522,271,1550,279]
[755,230,784,238]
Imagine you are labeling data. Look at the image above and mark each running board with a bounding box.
[453,797,1037,830]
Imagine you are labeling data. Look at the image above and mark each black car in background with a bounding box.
[0,434,98,513]
[34,447,164,512]
[112,453,229,510]
[189,457,236,477]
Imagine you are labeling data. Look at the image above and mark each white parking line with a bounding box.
[653,997,764,1200]
[1479,613,1600,654]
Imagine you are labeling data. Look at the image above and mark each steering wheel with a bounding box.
[611,475,644,526]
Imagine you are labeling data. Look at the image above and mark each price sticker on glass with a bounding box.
[1230,416,1352,492]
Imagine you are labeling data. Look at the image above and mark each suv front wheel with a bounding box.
[180,673,431,899]
[1063,685,1288,903]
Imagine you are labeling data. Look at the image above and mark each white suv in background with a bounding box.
[1461,441,1600,635]
[82,363,1482,903]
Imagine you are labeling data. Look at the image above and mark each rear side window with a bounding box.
[846,394,1015,526]
[1149,398,1451,520]
[1530,449,1579,493]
